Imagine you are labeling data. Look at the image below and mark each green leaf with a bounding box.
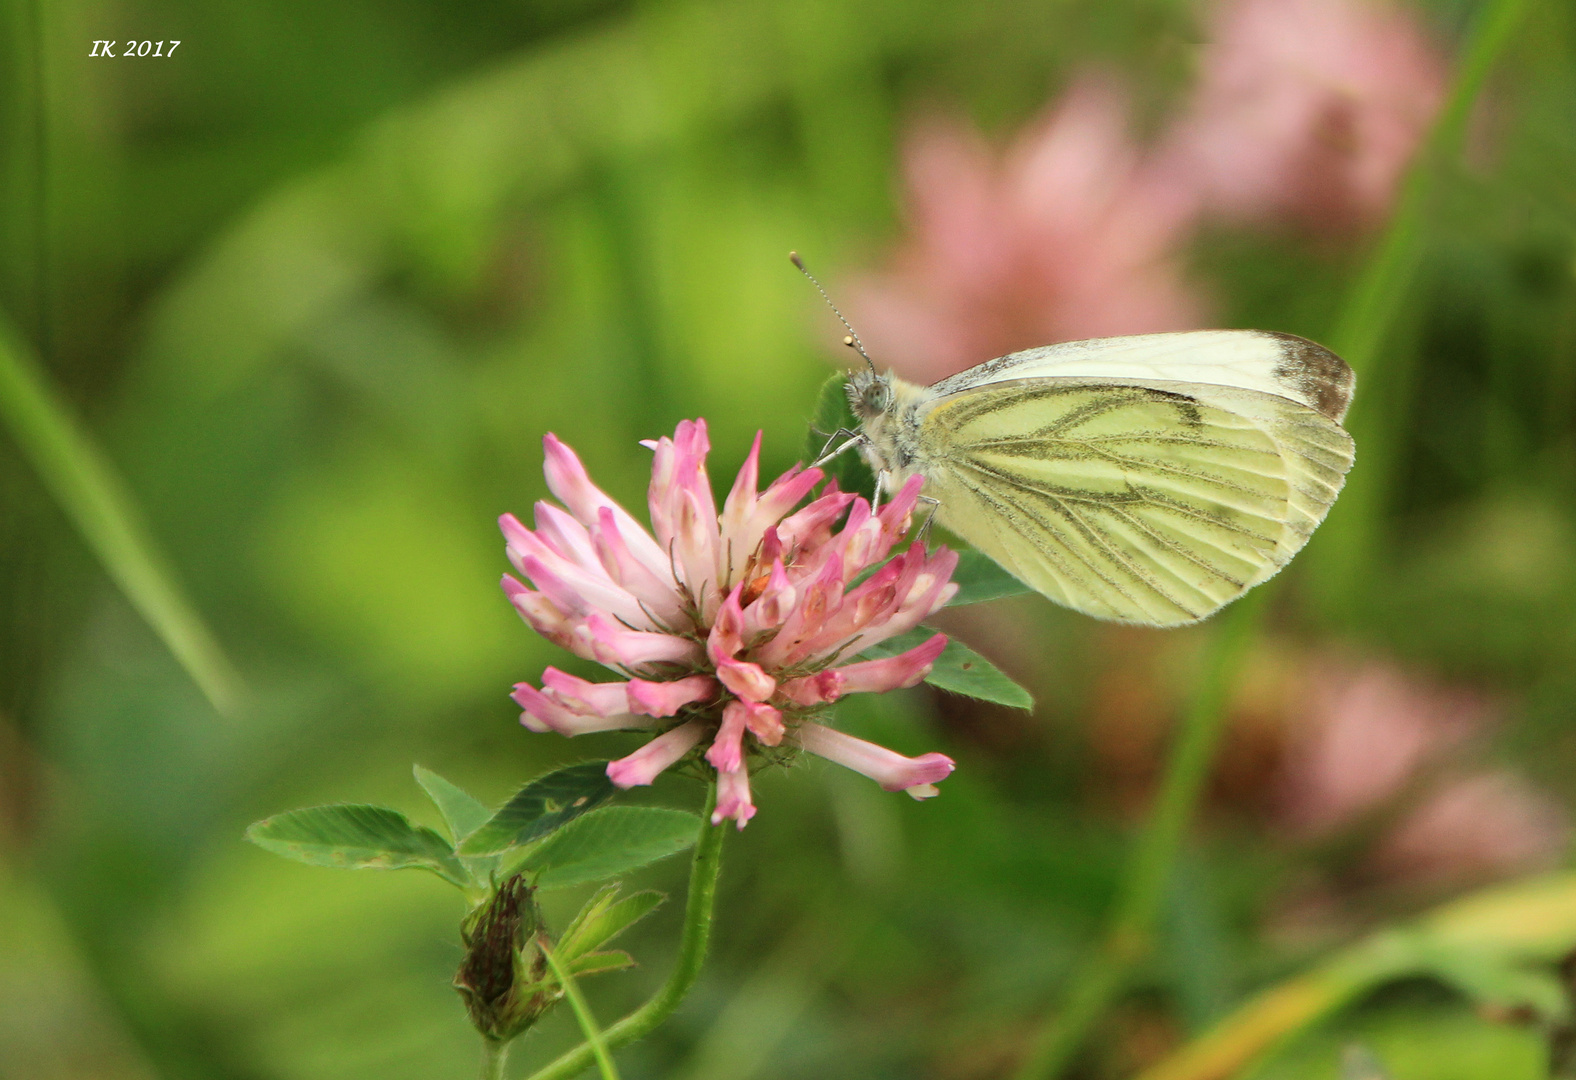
[523,806,700,890]
[804,372,876,497]
[946,549,1032,606]
[559,885,666,963]
[1416,943,1570,1021]
[246,804,467,885]
[860,628,1034,710]
[413,764,491,842]
[458,762,616,856]
[0,316,244,716]
[567,951,636,977]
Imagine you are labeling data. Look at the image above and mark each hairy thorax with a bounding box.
[848,371,935,496]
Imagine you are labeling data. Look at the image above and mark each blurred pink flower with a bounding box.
[1277,658,1483,838]
[1274,656,1567,891]
[1161,0,1447,232]
[846,76,1207,384]
[501,421,959,828]
[1372,771,1569,889]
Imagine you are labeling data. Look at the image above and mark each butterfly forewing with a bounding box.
[914,377,1351,625]
[928,330,1355,423]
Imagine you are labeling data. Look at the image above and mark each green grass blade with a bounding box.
[1314,0,1532,611]
[0,314,244,715]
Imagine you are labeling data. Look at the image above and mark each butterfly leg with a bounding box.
[872,469,890,511]
[915,495,941,545]
[810,428,866,469]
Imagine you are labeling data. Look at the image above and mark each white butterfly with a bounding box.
[841,330,1355,627]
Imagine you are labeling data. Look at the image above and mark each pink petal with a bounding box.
[752,465,825,534]
[707,589,777,701]
[572,612,703,670]
[834,632,948,695]
[541,434,671,580]
[626,674,717,717]
[718,431,763,585]
[789,546,919,663]
[705,700,750,773]
[707,585,748,661]
[591,507,689,628]
[721,450,824,588]
[740,701,784,746]
[1161,0,1445,231]
[798,722,955,798]
[876,475,925,539]
[531,502,601,571]
[504,522,658,630]
[521,551,658,631]
[742,559,797,637]
[712,765,757,830]
[716,659,777,703]
[779,669,845,707]
[540,667,634,717]
[674,488,721,620]
[756,525,783,570]
[501,575,575,649]
[840,547,960,657]
[776,488,856,554]
[754,554,846,668]
[607,719,708,788]
[828,498,893,579]
[648,420,718,554]
[511,683,655,736]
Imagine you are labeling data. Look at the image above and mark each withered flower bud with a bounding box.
[454,875,560,1041]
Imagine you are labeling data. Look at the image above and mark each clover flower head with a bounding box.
[500,421,959,828]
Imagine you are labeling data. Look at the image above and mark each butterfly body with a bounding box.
[847,330,1355,627]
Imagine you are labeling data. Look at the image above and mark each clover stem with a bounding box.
[522,782,725,1080]
[480,1038,510,1080]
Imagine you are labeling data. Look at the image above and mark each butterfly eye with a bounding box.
[863,383,892,414]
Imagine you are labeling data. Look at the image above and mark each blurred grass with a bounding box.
[3,0,1576,1079]
[0,315,243,714]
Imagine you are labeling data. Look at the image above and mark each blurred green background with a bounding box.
[4,0,1576,1077]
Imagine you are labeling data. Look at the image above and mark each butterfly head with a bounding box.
[846,368,895,421]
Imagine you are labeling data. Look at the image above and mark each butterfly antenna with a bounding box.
[789,251,876,372]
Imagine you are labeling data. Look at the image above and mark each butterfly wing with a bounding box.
[928,330,1355,423]
[912,337,1354,625]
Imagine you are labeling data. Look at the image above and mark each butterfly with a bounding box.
[838,330,1355,627]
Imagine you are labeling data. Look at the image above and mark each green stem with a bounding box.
[481,1038,511,1080]
[1329,0,1526,370]
[539,937,620,1080]
[524,784,725,1080]
[1314,0,1530,610]
[1013,592,1265,1080]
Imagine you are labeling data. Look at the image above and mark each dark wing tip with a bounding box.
[1262,332,1355,423]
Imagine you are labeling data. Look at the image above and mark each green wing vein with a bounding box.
[918,378,1354,625]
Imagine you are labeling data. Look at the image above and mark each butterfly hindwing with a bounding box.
[913,376,1353,625]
